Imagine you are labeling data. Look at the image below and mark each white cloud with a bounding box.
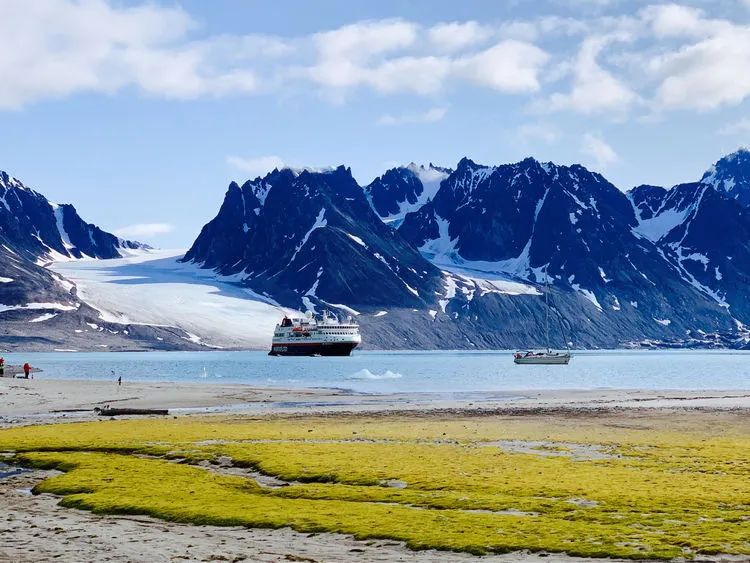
[649,22,750,110]
[581,133,618,168]
[4,1,750,119]
[115,223,174,239]
[428,21,492,52]
[306,21,547,97]
[455,40,549,93]
[308,19,420,90]
[640,4,709,38]
[359,56,452,95]
[544,35,637,114]
[314,19,417,62]
[719,118,750,135]
[517,122,561,143]
[378,107,447,126]
[0,0,293,108]
[226,155,285,176]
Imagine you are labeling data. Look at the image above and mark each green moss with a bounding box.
[2,412,748,560]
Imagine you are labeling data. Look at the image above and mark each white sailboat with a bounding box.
[514,273,571,365]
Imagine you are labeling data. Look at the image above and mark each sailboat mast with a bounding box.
[545,270,550,353]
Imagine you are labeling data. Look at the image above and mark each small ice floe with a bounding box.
[347,369,403,380]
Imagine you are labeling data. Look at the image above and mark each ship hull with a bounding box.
[268,341,359,357]
[514,354,571,365]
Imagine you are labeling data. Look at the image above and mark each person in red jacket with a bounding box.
[23,362,30,379]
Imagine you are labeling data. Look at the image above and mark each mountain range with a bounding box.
[3,149,750,350]
[0,172,205,351]
[185,149,750,349]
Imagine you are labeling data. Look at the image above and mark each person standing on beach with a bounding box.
[23,362,30,379]
[0,357,4,377]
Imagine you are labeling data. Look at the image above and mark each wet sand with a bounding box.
[2,377,748,427]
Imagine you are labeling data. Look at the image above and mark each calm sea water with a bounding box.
[3,350,749,393]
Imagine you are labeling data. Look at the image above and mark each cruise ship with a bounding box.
[269,311,361,356]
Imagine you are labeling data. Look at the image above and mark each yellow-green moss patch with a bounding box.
[2,411,748,560]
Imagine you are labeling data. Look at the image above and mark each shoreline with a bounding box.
[2,382,748,562]
[2,377,748,427]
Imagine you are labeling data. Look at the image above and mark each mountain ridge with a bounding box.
[0,169,206,352]
[182,151,750,349]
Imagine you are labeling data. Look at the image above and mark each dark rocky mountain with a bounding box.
[185,156,750,349]
[0,170,203,352]
[364,163,450,226]
[0,171,145,263]
[183,166,445,313]
[396,157,733,344]
[700,148,750,207]
[630,181,750,324]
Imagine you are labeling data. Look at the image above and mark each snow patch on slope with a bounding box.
[381,164,449,225]
[288,208,327,265]
[633,207,691,241]
[51,250,297,349]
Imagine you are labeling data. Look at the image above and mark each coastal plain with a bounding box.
[0,379,748,562]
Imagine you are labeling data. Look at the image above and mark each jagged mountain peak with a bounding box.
[0,170,30,192]
[365,162,450,224]
[182,154,750,349]
[184,166,443,311]
[0,169,146,262]
[403,162,451,181]
[700,147,750,207]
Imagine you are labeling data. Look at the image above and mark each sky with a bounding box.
[1,0,750,247]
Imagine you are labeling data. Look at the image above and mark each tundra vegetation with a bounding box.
[1,411,747,560]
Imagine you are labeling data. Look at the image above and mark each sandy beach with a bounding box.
[1,378,749,562]
[2,377,749,427]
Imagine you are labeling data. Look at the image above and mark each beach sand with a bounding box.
[1,378,749,562]
[2,377,749,427]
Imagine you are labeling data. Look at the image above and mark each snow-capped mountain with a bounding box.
[0,169,206,352]
[183,166,445,313]
[185,156,750,349]
[392,157,738,345]
[364,163,450,227]
[630,181,750,323]
[0,170,145,263]
[700,148,750,207]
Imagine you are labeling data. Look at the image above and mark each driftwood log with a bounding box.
[95,407,169,416]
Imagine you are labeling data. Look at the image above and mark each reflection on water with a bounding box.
[0,462,31,479]
[2,350,749,393]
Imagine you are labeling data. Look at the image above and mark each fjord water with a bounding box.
[6,350,749,393]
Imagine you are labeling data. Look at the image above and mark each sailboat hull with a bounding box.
[514,354,571,365]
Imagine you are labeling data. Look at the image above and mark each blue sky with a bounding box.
[1,0,749,247]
